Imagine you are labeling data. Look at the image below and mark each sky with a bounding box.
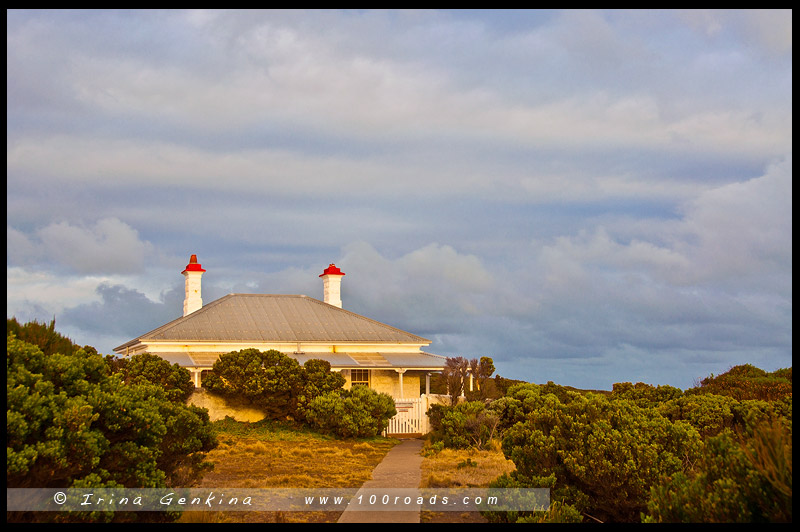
[7,9,792,391]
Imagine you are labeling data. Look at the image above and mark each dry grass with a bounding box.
[176,419,398,523]
[176,419,516,524]
[419,439,516,523]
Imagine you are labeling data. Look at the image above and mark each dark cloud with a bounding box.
[59,283,182,338]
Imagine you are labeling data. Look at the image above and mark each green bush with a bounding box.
[482,364,791,523]
[203,349,345,421]
[7,332,217,522]
[645,419,792,523]
[494,389,703,523]
[115,353,195,402]
[428,401,499,450]
[690,364,792,401]
[304,385,397,438]
[295,358,348,419]
[658,385,791,439]
[657,393,738,438]
[611,381,684,407]
[7,317,83,357]
[516,501,584,523]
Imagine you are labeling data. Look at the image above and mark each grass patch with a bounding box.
[210,416,335,442]
[177,417,399,523]
[419,439,516,523]
[420,442,515,489]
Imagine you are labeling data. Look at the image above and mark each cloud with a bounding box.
[6,267,107,318]
[677,155,792,284]
[321,242,497,335]
[59,283,183,338]
[519,157,792,376]
[8,218,154,275]
[6,10,792,390]
[678,9,792,56]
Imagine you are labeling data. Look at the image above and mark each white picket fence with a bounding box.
[385,394,451,436]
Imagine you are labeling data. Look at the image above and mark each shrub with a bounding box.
[428,401,499,450]
[611,381,684,407]
[6,333,217,522]
[484,396,522,431]
[645,419,792,523]
[116,353,195,402]
[295,358,347,418]
[7,317,83,358]
[495,391,702,523]
[492,375,528,397]
[658,393,738,438]
[203,349,344,421]
[305,386,397,438]
[690,364,792,401]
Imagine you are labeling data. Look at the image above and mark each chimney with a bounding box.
[182,254,206,316]
[319,263,345,308]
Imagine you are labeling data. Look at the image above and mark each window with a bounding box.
[351,369,369,387]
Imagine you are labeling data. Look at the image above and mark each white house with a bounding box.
[114,255,448,401]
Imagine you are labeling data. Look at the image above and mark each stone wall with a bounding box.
[351,369,422,399]
[187,388,266,422]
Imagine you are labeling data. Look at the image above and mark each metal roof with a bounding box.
[144,351,448,370]
[378,352,449,368]
[114,294,431,350]
[295,352,447,369]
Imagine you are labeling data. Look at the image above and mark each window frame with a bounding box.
[350,368,370,387]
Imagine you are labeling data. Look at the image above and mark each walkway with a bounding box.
[337,438,424,523]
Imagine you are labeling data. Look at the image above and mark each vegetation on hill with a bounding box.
[8,320,790,524]
[427,359,792,524]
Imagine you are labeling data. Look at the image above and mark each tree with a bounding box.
[7,332,217,521]
[304,385,397,438]
[116,353,195,402]
[468,356,496,399]
[203,348,345,421]
[443,356,470,406]
[476,356,496,396]
[7,317,87,358]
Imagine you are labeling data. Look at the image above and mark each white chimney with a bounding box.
[182,254,206,316]
[319,263,345,308]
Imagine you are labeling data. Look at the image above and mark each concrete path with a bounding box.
[337,438,424,523]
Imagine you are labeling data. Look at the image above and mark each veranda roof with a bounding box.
[143,351,448,370]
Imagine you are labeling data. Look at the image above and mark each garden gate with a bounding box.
[385,397,429,437]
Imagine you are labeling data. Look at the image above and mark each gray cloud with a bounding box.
[7,10,792,389]
[8,218,154,275]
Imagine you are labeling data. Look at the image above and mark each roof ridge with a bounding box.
[227,293,306,297]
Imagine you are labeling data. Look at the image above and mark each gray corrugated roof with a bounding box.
[115,294,430,350]
[145,351,447,370]
[378,352,449,368]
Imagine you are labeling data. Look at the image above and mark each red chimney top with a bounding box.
[319,263,345,277]
[182,254,206,273]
